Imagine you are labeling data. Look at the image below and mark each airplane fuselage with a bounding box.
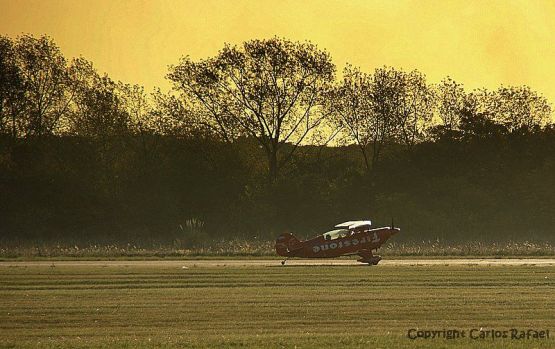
[279,227,399,258]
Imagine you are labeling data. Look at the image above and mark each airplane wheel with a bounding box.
[281,260,286,265]
[358,256,381,265]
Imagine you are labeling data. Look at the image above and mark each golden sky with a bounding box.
[2,0,555,103]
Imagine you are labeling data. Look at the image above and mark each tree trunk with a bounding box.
[268,148,278,183]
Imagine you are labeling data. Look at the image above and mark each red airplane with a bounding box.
[275,220,400,265]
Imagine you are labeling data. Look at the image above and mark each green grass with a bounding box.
[0,264,554,348]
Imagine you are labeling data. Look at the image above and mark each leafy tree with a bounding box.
[0,36,24,138]
[393,69,435,150]
[168,37,335,181]
[14,35,72,136]
[328,65,375,171]
[117,83,151,134]
[67,57,129,137]
[331,66,433,171]
[149,88,205,137]
[369,67,405,168]
[485,86,551,131]
[435,77,466,132]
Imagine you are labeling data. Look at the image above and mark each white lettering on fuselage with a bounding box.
[312,233,381,253]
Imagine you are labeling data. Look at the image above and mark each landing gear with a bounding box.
[281,259,287,265]
[357,250,381,265]
[368,255,382,265]
[357,256,382,265]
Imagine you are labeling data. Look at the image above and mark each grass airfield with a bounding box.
[0,261,554,348]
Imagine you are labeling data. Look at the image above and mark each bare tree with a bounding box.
[168,38,335,181]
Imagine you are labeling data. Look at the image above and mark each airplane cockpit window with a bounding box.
[322,229,350,240]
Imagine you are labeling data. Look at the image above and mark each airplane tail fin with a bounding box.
[275,233,302,256]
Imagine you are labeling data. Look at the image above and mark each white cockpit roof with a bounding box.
[335,220,372,230]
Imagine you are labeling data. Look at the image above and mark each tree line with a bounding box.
[1,35,554,244]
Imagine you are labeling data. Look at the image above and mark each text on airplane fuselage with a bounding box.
[312,232,380,253]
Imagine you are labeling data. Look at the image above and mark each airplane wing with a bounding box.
[335,220,372,230]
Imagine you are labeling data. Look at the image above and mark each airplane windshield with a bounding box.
[322,229,350,240]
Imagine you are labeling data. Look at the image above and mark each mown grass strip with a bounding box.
[0,265,553,348]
